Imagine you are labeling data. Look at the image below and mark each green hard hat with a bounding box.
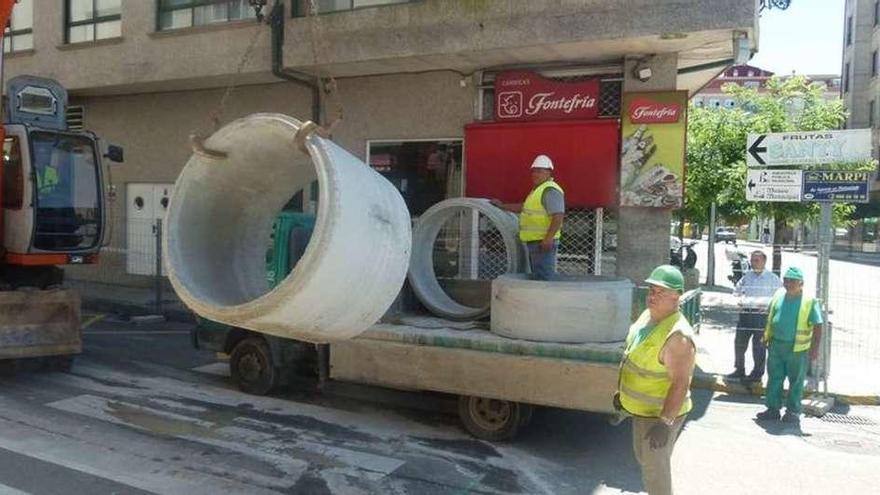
[645,265,684,293]
[783,267,804,281]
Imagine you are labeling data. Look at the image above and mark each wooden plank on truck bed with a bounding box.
[330,338,618,413]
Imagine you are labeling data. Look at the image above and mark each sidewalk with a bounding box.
[692,288,880,405]
[66,280,194,322]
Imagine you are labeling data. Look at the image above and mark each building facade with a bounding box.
[693,63,841,109]
[3,0,759,287]
[842,0,880,251]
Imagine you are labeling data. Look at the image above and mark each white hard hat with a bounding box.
[530,154,554,170]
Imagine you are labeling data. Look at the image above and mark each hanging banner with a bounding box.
[619,91,688,208]
[494,71,600,122]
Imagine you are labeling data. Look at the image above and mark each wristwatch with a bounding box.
[660,416,675,427]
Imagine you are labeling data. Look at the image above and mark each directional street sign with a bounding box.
[802,170,872,203]
[746,129,872,167]
[745,169,803,202]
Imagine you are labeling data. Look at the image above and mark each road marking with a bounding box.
[0,482,29,495]
[47,394,406,477]
[80,313,106,329]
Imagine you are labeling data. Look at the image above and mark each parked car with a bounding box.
[715,226,737,244]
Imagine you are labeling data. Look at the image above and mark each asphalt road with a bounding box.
[0,314,878,494]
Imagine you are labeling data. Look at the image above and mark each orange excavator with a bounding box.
[0,0,122,370]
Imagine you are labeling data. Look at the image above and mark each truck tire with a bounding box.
[230,337,278,395]
[457,395,532,442]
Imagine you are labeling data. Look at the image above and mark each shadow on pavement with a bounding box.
[517,408,644,494]
[752,418,810,437]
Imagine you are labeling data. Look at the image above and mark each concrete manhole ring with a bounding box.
[802,431,880,456]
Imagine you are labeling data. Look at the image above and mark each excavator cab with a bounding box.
[0,75,121,367]
[1,75,121,284]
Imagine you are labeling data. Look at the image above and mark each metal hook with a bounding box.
[190,134,228,160]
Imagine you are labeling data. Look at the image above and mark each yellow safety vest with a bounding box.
[518,180,564,242]
[764,289,816,352]
[37,166,59,194]
[619,310,694,417]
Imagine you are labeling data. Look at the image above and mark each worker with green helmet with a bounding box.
[756,266,823,425]
[490,154,565,280]
[616,264,696,495]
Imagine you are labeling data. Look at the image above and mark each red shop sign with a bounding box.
[628,97,683,124]
[494,71,600,122]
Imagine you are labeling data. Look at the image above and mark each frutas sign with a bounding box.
[494,71,600,122]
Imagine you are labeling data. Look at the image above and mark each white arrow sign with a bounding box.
[746,169,802,202]
[746,129,872,167]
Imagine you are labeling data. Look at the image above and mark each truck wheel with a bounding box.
[230,337,278,395]
[457,395,531,441]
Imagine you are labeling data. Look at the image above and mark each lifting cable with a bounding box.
[293,0,345,153]
[190,5,266,160]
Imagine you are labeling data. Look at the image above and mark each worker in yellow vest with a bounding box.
[616,265,695,495]
[756,267,822,425]
[490,155,564,280]
[36,163,60,195]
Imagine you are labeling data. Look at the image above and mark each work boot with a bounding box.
[782,411,801,424]
[726,370,745,380]
[756,409,781,421]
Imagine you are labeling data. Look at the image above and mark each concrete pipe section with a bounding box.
[165,113,412,342]
[408,198,525,320]
[491,274,634,343]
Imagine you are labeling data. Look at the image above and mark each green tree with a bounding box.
[685,76,874,272]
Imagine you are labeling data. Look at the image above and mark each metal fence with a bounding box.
[695,237,880,397]
[71,207,620,320]
[63,217,170,314]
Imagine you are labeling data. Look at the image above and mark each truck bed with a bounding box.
[362,315,625,364]
[329,314,622,413]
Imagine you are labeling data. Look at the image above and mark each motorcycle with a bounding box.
[725,246,750,284]
[670,240,698,269]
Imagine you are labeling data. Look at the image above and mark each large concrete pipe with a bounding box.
[491,274,634,343]
[408,198,524,320]
[165,114,412,342]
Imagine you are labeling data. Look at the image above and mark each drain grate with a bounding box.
[820,413,877,426]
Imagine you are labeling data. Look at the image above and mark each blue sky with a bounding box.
[749,0,844,76]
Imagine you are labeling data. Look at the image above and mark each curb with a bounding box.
[693,372,880,406]
[82,298,196,324]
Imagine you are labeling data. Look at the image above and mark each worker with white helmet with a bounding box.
[491,154,565,280]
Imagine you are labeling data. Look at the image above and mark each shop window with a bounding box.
[367,140,463,216]
[66,0,122,43]
[293,0,413,16]
[847,15,853,45]
[3,0,33,53]
[2,136,24,209]
[874,51,879,77]
[158,0,256,31]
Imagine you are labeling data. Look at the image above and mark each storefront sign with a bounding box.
[494,71,600,122]
[619,91,688,208]
[802,170,871,203]
[746,129,872,167]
